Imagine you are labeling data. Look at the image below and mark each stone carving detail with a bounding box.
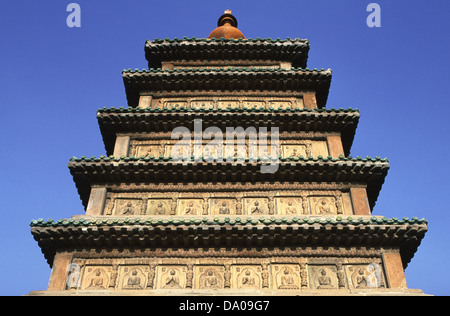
[129,138,330,160]
[300,264,308,288]
[82,267,109,290]
[115,199,142,216]
[244,198,269,215]
[210,198,236,216]
[154,96,304,111]
[164,101,188,109]
[190,100,214,109]
[104,198,114,216]
[178,199,202,216]
[269,100,293,110]
[217,100,240,110]
[275,197,303,215]
[104,190,350,216]
[273,265,300,290]
[310,196,337,216]
[347,264,385,289]
[147,264,156,289]
[197,266,224,289]
[120,267,147,290]
[282,144,311,158]
[243,100,266,109]
[72,256,388,291]
[134,145,164,158]
[233,266,261,289]
[309,266,339,290]
[104,189,351,217]
[158,266,186,289]
[147,199,172,215]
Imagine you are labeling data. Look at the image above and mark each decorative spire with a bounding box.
[208,10,246,39]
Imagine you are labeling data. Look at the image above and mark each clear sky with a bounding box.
[0,0,449,296]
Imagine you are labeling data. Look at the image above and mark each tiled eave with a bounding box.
[30,216,427,269]
[144,37,310,69]
[122,68,332,108]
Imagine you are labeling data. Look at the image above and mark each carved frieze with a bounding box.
[151,96,303,111]
[128,139,329,159]
[67,250,388,291]
[103,190,351,216]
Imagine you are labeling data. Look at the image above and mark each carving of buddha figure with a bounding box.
[285,201,297,214]
[241,269,256,287]
[126,269,142,289]
[184,202,196,215]
[279,268,298,289]
[317,269,333,289]
[155,202,166,215]
[202,270,219,289]
[88,270,105,289]
[251,201,263,215]
[164,269,181,289]
[317,199,332,215]
[356,268,369,289]
[218,202,230,215]
[122,202,134,215]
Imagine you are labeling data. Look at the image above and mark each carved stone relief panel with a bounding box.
[147,199,172,216]
[195,266,225,289]
[118,266,148,290]
[346,264,385,289]
[178,199,204,216]
[309,266,340,290]
[274,197,305,215]
[164,100,188,110]
[282,144,311,158]
[157,265,187,290]
[243,197,269,216]
[268,100,293,110]
[231,266,262,289]
[210,198,236,216]
[242,100,266,109]
[190,100,215,110]
[272,265,301,290]
[133,144,164,158]
[114,198,144,216]
[309,195,340,216]
[80,266,111,290]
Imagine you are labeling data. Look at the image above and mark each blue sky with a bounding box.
[0,0,449,295]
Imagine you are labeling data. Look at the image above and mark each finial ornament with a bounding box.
[208,10,245,39]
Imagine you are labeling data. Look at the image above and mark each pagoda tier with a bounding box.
[96,107,359,157]
[144,38,310,69]
[30,11,427,296]
[68,156,388,211]
[31,216,427,271]
[123,67,332,109]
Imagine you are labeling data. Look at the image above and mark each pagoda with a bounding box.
[29,10,428,295]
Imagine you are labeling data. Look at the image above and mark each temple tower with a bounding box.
[30,11,427,295]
